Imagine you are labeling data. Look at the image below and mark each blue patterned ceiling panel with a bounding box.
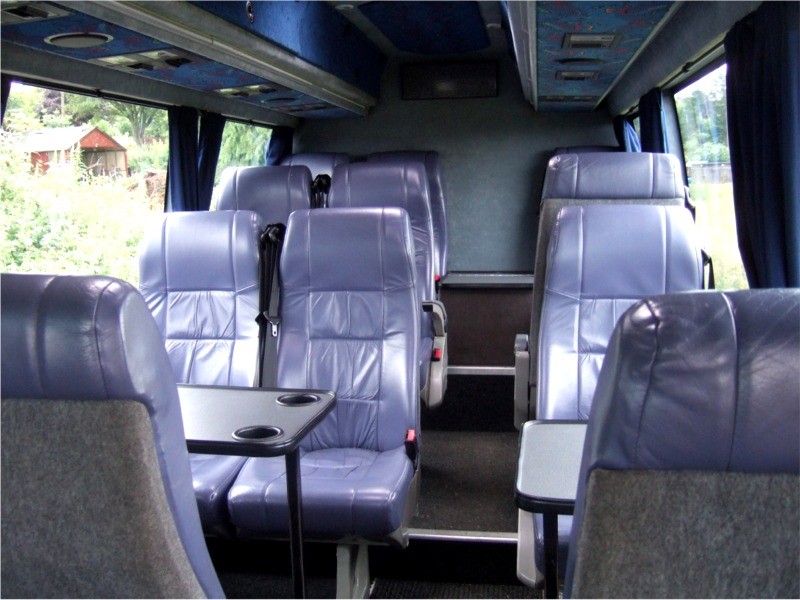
[194,1,385,98]
[0,4,361,118]
[537,1,672,111]
[1,11,171,58]
[360,1,490,55]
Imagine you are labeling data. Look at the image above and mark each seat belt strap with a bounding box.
[256,223,286,387]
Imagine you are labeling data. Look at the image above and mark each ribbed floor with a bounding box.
[370,579,539,599]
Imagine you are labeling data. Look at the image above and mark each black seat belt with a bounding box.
[256,223,286,387]
[702,249,716,289]
[311,174,331,208]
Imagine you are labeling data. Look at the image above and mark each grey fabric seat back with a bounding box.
[215,165,312,225]
[279,152,349,179]
[368,151,448,278]
[538,204,702,419]
[526,152,687,420]
[0,274,224,599]
[565,290,800,598]
[139,210,263,386]
[277,207,420,451]
[329,162,435,302]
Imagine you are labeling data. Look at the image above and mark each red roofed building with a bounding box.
[21,126,128,176]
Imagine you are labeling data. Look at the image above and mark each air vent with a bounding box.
[93,50,194,72]
[555,57,603,65]
[562,33,620,50]
[1,2,69,25]
[556,70,598,81]
[45,32,113,49]
[540,95,598,103]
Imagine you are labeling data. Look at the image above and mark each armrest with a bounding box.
[514,334,531,429]
[422,301,447,337]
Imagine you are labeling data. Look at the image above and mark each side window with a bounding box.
[1,83,168,286]
[211,120,272,205]
[674,64,748,290]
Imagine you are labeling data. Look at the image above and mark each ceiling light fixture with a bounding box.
[44,32,113,48]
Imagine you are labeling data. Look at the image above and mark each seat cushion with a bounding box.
[229,446,414,538]
[190,454,247,536]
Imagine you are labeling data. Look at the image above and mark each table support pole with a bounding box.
[543,512,559,599]
[286,449,306,599]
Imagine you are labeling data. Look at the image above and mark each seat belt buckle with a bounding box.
[267,316,281,337]
[404,429,418,467]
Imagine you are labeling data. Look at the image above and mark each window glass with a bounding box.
[674,64,748,290]
[1,83,167,286]
[210,120,272,205]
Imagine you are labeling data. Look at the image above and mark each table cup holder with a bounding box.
[277,393,320,407]
[232,425,283,442]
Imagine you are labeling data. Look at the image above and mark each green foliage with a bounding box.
[216,121,271,184]
[675,66,730,164]
[0,131,162,286]
[127,139,169,172]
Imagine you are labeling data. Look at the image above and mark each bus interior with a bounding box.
[1,1,798,598]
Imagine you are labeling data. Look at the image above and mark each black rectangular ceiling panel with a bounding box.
[402,61,497,100]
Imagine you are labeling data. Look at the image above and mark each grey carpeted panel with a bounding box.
[370,578,540,598]
[572,469,800,599]
[1,399,205,599]
[412,430,520,532]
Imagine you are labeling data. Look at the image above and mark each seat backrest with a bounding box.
[140,210,263,386]
[329,161,435,302]
[0,274,223,599]
[368,151,448,278]
[525,152,687,422]
[538,204,702,419]
[552,145,621,155]
[565,290,800,598]
[279,152,349,179]
[215,165,311,225]
[277,207,420,452]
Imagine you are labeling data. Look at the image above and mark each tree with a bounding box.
[110,103,166,145]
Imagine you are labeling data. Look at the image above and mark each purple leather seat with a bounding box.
[565,290,800,598]
[228,208,419,545]
[215,165,312,224]
[1,274,224,598]
[518,203,703,587]
[279,152,349,179]
[139,210,263,537]
[368,151,448,278]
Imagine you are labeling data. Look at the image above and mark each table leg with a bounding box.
[543,512,558,599]
[286,449,305,599]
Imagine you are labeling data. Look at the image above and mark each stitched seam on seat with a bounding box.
[662,207,668,294]
[576,208,586,416]
[91,279,117,399]
[721,292,740,471]
[377,209,385,451]
[305,214,312,390]
[228,214,237,385]
[633,298,662,466]
[286,168,293,219]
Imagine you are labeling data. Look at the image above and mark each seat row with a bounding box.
[2,205,422,598]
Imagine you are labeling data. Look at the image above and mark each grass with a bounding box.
[690,181,749,290]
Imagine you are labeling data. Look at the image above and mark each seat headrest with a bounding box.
[552,145,622,156]
[215,165,311,224]
[329,162,431,215]
[586,289,800,475]
[282,207,417,293]
[279,152,349,179]
[542,152,684,201]
[1,273,177,410]
[140,210,263,292]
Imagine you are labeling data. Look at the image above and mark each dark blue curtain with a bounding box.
[264,126,293,165]
[167,106,199,211]
[639,88,670,153]
[613,115,641,152]
[1,75,11,126]
[725,2,799,288]
[197,112,226,211]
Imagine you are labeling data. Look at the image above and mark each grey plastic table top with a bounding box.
[515,421,587,512]
[178,385,335,458]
